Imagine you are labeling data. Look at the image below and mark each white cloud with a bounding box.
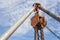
[13,18,32,36]
[0,0,21,8]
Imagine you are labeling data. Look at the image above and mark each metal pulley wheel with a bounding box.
[31,14,47,30]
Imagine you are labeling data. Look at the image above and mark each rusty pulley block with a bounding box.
[31,3,47,30]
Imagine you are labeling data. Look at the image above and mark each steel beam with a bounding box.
[0,7,34,40]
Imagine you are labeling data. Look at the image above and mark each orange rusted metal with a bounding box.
[31,3,47,30]
[31,14,47,30]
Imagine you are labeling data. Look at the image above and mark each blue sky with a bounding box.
[0,0,60,40]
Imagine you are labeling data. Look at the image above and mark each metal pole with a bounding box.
[40,28,44,40]
[46,27,60,39]
[34,30,36,40]
[0,7,34,40]
[34,30,39,40]
[39,6,60,22]
[39,24,44,40]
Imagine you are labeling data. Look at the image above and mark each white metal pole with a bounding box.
[0,7,34,40]
[39,6,60,22]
